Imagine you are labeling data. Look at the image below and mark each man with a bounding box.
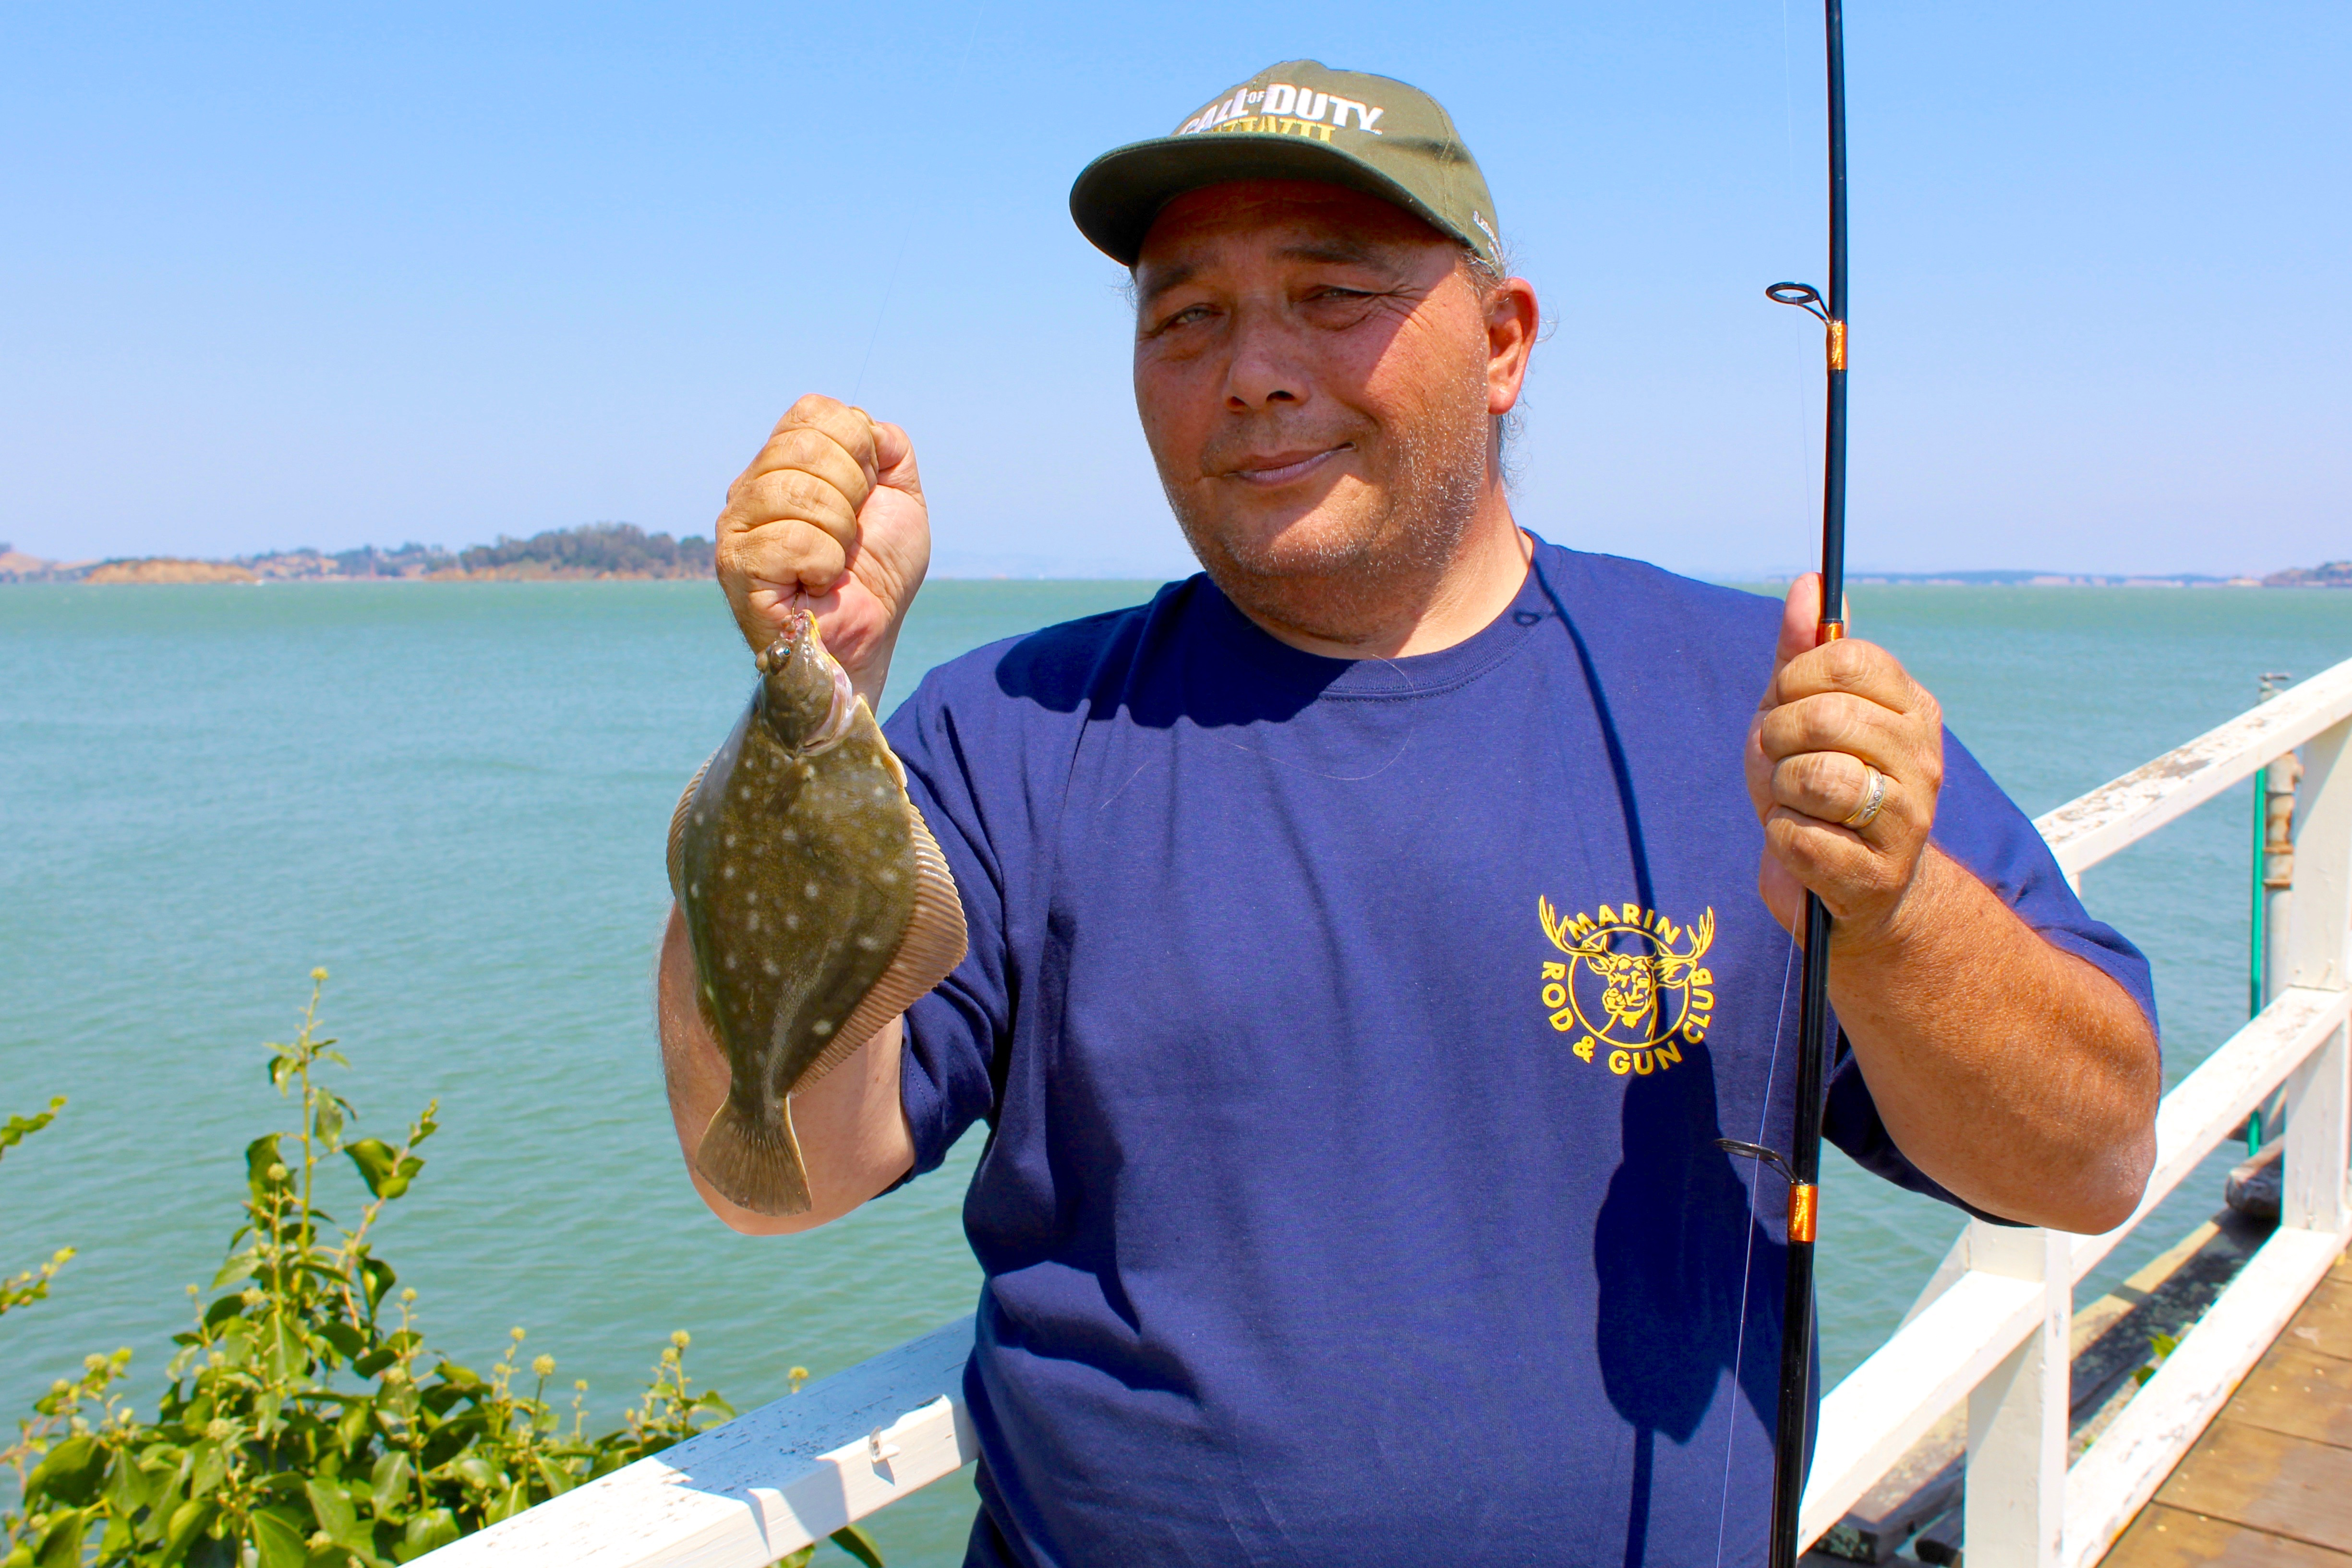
[657,61,2159,1566]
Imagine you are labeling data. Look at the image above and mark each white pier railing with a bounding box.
[433,653,2352,1568]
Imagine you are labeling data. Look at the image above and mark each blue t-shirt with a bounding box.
[882,540,2154,1568]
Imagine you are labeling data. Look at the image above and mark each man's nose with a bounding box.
[1223,308,1309,412]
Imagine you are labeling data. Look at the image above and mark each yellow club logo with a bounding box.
[1536,898,1718,1075]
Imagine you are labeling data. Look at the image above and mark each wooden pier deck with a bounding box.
[2100,1243,2352,1565]
[1802,1195,2352,1568]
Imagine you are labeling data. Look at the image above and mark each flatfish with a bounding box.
[667,610,965,1215]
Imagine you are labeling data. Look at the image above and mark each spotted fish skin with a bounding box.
[668,611,965,1216]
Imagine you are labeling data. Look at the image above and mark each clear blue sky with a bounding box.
[3,1,2343,578]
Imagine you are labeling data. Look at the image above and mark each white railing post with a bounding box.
[1964,1222,2069,1568]
[2284,718,2352,1234]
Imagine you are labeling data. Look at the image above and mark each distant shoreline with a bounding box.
[0,559,711,585]
[13,573,2350,591]
[5,545,2350,591]
[0,522,717,586]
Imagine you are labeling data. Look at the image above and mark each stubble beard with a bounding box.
[1162,380,1495,651]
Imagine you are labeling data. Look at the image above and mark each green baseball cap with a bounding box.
[1069,60,1503,270]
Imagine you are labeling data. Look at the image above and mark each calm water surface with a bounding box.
[4,579,2349,1563]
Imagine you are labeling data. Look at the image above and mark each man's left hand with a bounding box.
[1746,573,1945,944]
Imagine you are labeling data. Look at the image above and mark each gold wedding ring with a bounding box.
[1844,765,1888,830]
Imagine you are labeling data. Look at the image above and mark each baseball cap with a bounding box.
[1069,60,1503,270]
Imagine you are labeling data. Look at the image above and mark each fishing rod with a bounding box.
[1717,2,1849,1565]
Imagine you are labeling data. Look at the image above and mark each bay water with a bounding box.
[4,578,2349,1563]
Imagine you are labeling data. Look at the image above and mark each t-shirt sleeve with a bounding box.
[1823,729,2159,1220]
[883,674,1016,1179]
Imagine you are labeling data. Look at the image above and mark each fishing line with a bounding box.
[850,4,986,405]
[1713,925,1802,1568]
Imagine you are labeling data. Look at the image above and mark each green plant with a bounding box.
[2,972,880,1568]
[0,1098,73,1317]
[2132,1330,2181,1388]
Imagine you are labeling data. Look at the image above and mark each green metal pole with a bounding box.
[2250,764,2268,1154]
[2252,764,2269,1019]
[2250,672,2293,1155]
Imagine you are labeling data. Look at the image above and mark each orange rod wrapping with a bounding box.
[1787,1184,1818,1244]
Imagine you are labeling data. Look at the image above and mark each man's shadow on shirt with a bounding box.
[1593,1039,1790,1568]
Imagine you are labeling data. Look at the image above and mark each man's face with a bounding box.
[1130,180,1510,622]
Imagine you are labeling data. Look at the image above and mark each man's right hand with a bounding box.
[714,395,929,706]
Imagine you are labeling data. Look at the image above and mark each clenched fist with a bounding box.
[1746,572,1946,949]
[714,395,930,705]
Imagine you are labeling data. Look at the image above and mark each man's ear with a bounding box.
[1485,277,1539,417]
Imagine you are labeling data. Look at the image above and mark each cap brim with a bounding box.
[1069,133,1467,266]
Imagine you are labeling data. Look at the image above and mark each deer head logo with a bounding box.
[1537,898,1718,1069]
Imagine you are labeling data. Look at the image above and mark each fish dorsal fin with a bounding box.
[667,754,714,902]
[864,699,908,790]
[798,801,968,1086]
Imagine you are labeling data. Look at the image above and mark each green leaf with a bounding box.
[484,1479,529,1524]
[774,1550,816,1568]
[32,1508,88,1568]
[0,1096,65,1153]
[369,1451,413,1518]
[104,1447,161,1516]
[358,1333,419,1380]
[531,1456,577,1497]
[318,1319,367,1363]
[247,1134,289,1196]
[451,1455,499,1491]
[265,1315,304,1380]
[313,1095,346,1150]
[433,1359,484,1391]
[344,1140,421,1201]
[211,1251,262,1290]
[828,1524,885,1568]
[187,1532,240,1568]
[189,1439,227,1501]
[393,1508,457,1562]
[360,1258,397,1314]
[345,1139,396,1196]
[26,1434,106,1506]
[336,1400,373,1452]
[303,1478,359,1544]
[160,1498,216,1566]
[253,1505,311,1568]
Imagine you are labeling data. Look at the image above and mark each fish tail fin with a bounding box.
[693,1098,813,1217]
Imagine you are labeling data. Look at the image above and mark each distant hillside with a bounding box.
[84,557,256,584]
[2264,561,2352,589]
[245,542,454,579]
[451,523,713,580]
[0,524,716,583]
[1845,569,2254,586]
